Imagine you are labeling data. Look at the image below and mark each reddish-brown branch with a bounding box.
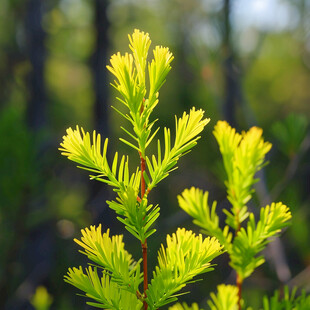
[235,210,242,310]
[139,150,148,309]
[140,155,146,199]
[142,240,148,309]
[139,98,149,309]
[236,273,243,310]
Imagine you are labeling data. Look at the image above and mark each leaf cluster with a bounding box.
[64,225,143,309]
[169,302,201,310]
[213,121,272,229]
[271,114,308,157]
[230,202,291,279]
[65,225,222,309]
[60,29,220,309]
[178,122,291,283]
[208,285,239,310]
[262,287,310,310]
[65,267,142,309]
[60,30,210,243]
[107,186,160,242]
[146,228,223,309]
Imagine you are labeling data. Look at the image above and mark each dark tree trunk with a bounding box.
[2,1,54,309]
[88,0,113,226]
[25,0,47,130]
[93,0,110,136]
[222,0,238,127]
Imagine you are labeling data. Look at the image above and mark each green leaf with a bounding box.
[169,302,202,310]
[147,108,210,192]
[263,286,310,310]
[64,267,142,310]
[73,224,143,293]
[59,126,140,192]
[178,187,232,248]
[229,202,291,280]
[148,45,174,103]
[271,113,308,158]
[146,228,223,309]
[128,29,151,87]
[107,187,160,243]
[207,285,239,310]
[213,121,272,230]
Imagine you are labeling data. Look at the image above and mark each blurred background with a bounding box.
[0,0,309,309]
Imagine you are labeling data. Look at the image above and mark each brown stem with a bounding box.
[236,273,243,310]
[142,240,148,309]
[139,150,148,309]
[140,154,146,200]
[139,97,149,309]
[235,209,242,310]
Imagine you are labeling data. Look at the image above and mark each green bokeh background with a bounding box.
[0,0,309,309]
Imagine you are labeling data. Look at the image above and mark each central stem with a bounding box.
[236,273,243,310]
[140,152,148,309]
[235,208,242,310]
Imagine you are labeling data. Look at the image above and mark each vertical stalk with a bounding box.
[236,273,243,310]
[235,208,242,310]
[139,97,148,309]
[140,153,148,309]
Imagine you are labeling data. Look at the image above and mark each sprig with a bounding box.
[146,228,223,309]
[107,186,160,243]
[107,29,173,158]
[230,202,291,280]
[146,108,210,193]
[169,302,201,310]
[61,29,217,310]
[64,267,142,309]
[59,126,140,191]
[213,121,272,230]
[263,286,310,310]
[207,285,239,310]
[178,187,232,248]
[73,225,143,293]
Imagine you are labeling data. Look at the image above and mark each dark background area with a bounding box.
[0,0,309,309]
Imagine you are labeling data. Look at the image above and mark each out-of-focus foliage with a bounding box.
[262,287,310,310]
[0,0,309,308]
[271,114,308,158]
[0,108,36,272]
[30,286,53,310]
[169,302,201,310]
[207,285,238,310]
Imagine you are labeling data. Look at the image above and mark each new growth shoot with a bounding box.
[60,29,223,310]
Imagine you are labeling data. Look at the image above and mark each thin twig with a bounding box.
[139,98,148,309]
[236,273,243,310]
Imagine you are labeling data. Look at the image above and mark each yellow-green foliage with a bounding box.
[59,126,141,190]
[179,123,291,282]
[60,29,220,309]
[106,29,174,158]
[146,228,223,309]
[213,121,272,229]
[30,286,53,310]
[230,202,291,279]
[208,285,239,310]
[146,108,210,192]
[65,267,143,310]
[68,224,143,294]
[262,286,310,310]
[178,187,232,248]
[169,302,201,310]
